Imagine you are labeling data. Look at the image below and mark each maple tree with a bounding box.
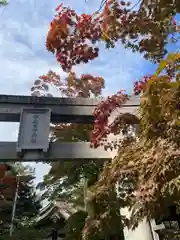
[82,53,180,239]
[31,0,180,239]
[46,0,179,72]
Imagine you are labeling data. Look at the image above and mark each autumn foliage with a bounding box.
[83,53,180,238]
[91,52,180,149]
[31,0,180,239]
[31,70,104,98]
[46,4,101,72]
[46,1,179,72]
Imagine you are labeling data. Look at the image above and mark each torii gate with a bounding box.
[0,94,139,162]
[0,94,164,240]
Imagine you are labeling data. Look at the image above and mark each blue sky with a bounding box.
[0,0,178,183]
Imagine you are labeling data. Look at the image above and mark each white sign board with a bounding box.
[17,108,51,153]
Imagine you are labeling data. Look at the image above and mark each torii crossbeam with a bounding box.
[0,94,140,162]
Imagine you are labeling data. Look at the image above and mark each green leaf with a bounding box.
[0,0,8,6]
[154,52,180,76]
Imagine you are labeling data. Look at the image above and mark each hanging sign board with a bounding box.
[16,108,51,153]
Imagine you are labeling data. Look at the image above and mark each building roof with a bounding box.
[36,200,76,226]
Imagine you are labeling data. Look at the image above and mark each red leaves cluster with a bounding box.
[91,74,154,148]
[133,75,152,95]
[46,4,102,72]
[91,91,129,148]
[46,1,138,72]
[31,71,61,97]
[78,74,105,97]
[47,1,178,72]
[31,70,105,98]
